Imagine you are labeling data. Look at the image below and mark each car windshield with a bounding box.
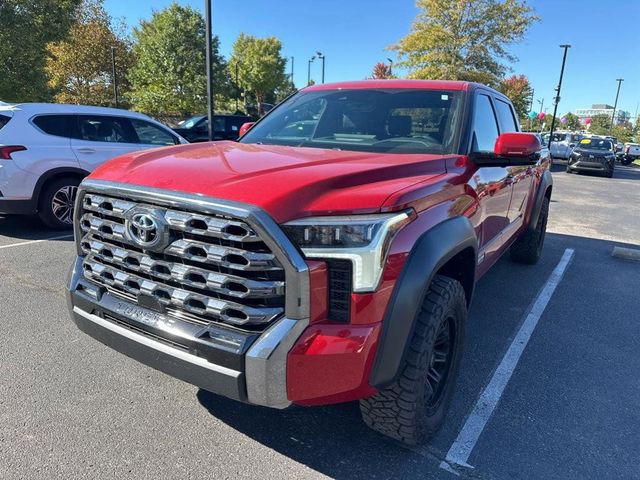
[240,89,464,154]
[182,115,205,129]
[578,138,613,151]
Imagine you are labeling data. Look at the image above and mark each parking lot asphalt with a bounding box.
[1,164,639,479]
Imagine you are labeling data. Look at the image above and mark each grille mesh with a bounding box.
[79,192,285,328]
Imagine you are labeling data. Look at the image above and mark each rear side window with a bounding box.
[33,115,74,138]
[76,115,134,143]
[130,119,177,146]
[0,114,11,130]
[472,94,499,152]
[494,99,519,133]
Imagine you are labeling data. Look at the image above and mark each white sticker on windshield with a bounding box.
[441,94,449,101]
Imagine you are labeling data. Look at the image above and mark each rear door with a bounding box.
[71,115,143,171]
[493,97,533,224]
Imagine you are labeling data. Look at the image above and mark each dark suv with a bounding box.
[173,114,252,142]
[566,137,616,177]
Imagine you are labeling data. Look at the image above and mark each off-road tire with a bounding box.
[38,176,81,229]
[510,196,549,265]
[604,166,614,178]
[360,275,466,445]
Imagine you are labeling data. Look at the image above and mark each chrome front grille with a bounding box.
[78,191,287,328]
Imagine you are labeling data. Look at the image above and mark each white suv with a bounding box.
[0,103,187,228]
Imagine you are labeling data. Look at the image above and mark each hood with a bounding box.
[89,141,448,223]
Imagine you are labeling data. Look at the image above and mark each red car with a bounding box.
[67,80,551,445]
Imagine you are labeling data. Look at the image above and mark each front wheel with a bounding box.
[620,157,633,166]
[360,275,466,445]
[38,177,81,229]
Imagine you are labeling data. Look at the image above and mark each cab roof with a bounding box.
[304,79,473,92]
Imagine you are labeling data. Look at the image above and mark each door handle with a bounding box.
[77,148,96,154]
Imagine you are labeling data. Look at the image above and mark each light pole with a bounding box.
[307,56,315,85]
[110,46,118,108]
[548,44,571,149]
[290,56,295,89]
[205,0,214,141]
[387,57,393,77]
[234,61,240,112]
[610,78,624,129]
[537,98,544,115]
[316,51,325,83]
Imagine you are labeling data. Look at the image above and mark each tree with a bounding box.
[0,0,81,102]
[498,74,532,119]
[588,114,611,135]
[128,3,227,116]
[371,62,394,79]
[561,112,582,131]
[229,34,287,109]
[45,0,132,106]
[391,0,538,86]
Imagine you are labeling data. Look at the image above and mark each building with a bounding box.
[574,104,631,125]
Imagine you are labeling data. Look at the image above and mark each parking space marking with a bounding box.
[0,234,73,251]
[441,248,575,471]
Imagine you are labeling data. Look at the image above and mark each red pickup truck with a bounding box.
[67,80,552,445]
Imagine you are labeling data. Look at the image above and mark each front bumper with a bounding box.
[67,256,306,408]
[568,158,613,172]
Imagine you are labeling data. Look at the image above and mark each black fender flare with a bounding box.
[369,216,478,389]
[32,167,90,208]
[527,170,553,233]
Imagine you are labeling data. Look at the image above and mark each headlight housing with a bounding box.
[282,211,413,292]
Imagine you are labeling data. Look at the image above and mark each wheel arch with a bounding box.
[369,216,478,389]
[34,168,89,210]
[526,170,553,234]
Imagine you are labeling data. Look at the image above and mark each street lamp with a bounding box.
[548,44,571,149]
[290,56,295,89]
[205,0,215,141]
[307,56,315,85]
[611,78,624,129]
[110,46,118,108]
[387,57,393,77]
[316,52,325,83]
[234,61,241,112]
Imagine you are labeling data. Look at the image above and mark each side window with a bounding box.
[199,117,226,132]
[0,114,12,130]
[32,115,74,138]
[494,99,519,133]
[76,115,133,143]
[472,94,499,152]
[130,119,177,146]
[227,117,249,134]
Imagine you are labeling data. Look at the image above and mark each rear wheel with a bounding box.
[510,196,549,265]
[38,177,81,229]
[360,275,466,445]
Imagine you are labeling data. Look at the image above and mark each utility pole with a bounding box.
[307,56,315,85]
[610,78,624,129]
[111,46,118,108]
[548,44,571,149]
[205,0,214,141]
[316,52,325,83]
[235,62,239,112]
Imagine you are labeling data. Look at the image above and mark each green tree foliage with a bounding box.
[128,2,226,116]
[561,112,582,131]
[45,0,132,106]
[229,34,287,108]
[498,74,532,119]
[392,0,538,86]
[0,0,81,102]
[587,114,611,135]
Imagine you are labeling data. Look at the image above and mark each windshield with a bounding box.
[240,89,464,154]
[182,115,205,129]
[577,138,613,151]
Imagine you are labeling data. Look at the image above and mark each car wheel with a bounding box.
[38,177,81,229]
[605,166,614,178]
[359,275,466,445]
[565,166,573,173]
[510,196,549,265]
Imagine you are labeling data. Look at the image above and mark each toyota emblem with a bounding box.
[125,208,169,250]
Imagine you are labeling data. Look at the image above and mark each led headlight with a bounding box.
[282,211,413,292]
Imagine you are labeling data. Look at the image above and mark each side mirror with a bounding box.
[239,122,255,137]
[472,133,541,166]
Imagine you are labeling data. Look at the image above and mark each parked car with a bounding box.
[547,131,582,160]
[172,114,252,142]
[621,143,640,165]
[566,137,616,177]
[0,103,187,228]
[67,80,551,446]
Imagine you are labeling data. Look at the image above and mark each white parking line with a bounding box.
[441,248,575,471]
[0,234,73,250]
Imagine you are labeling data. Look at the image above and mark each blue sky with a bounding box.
[105,0,639,118]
